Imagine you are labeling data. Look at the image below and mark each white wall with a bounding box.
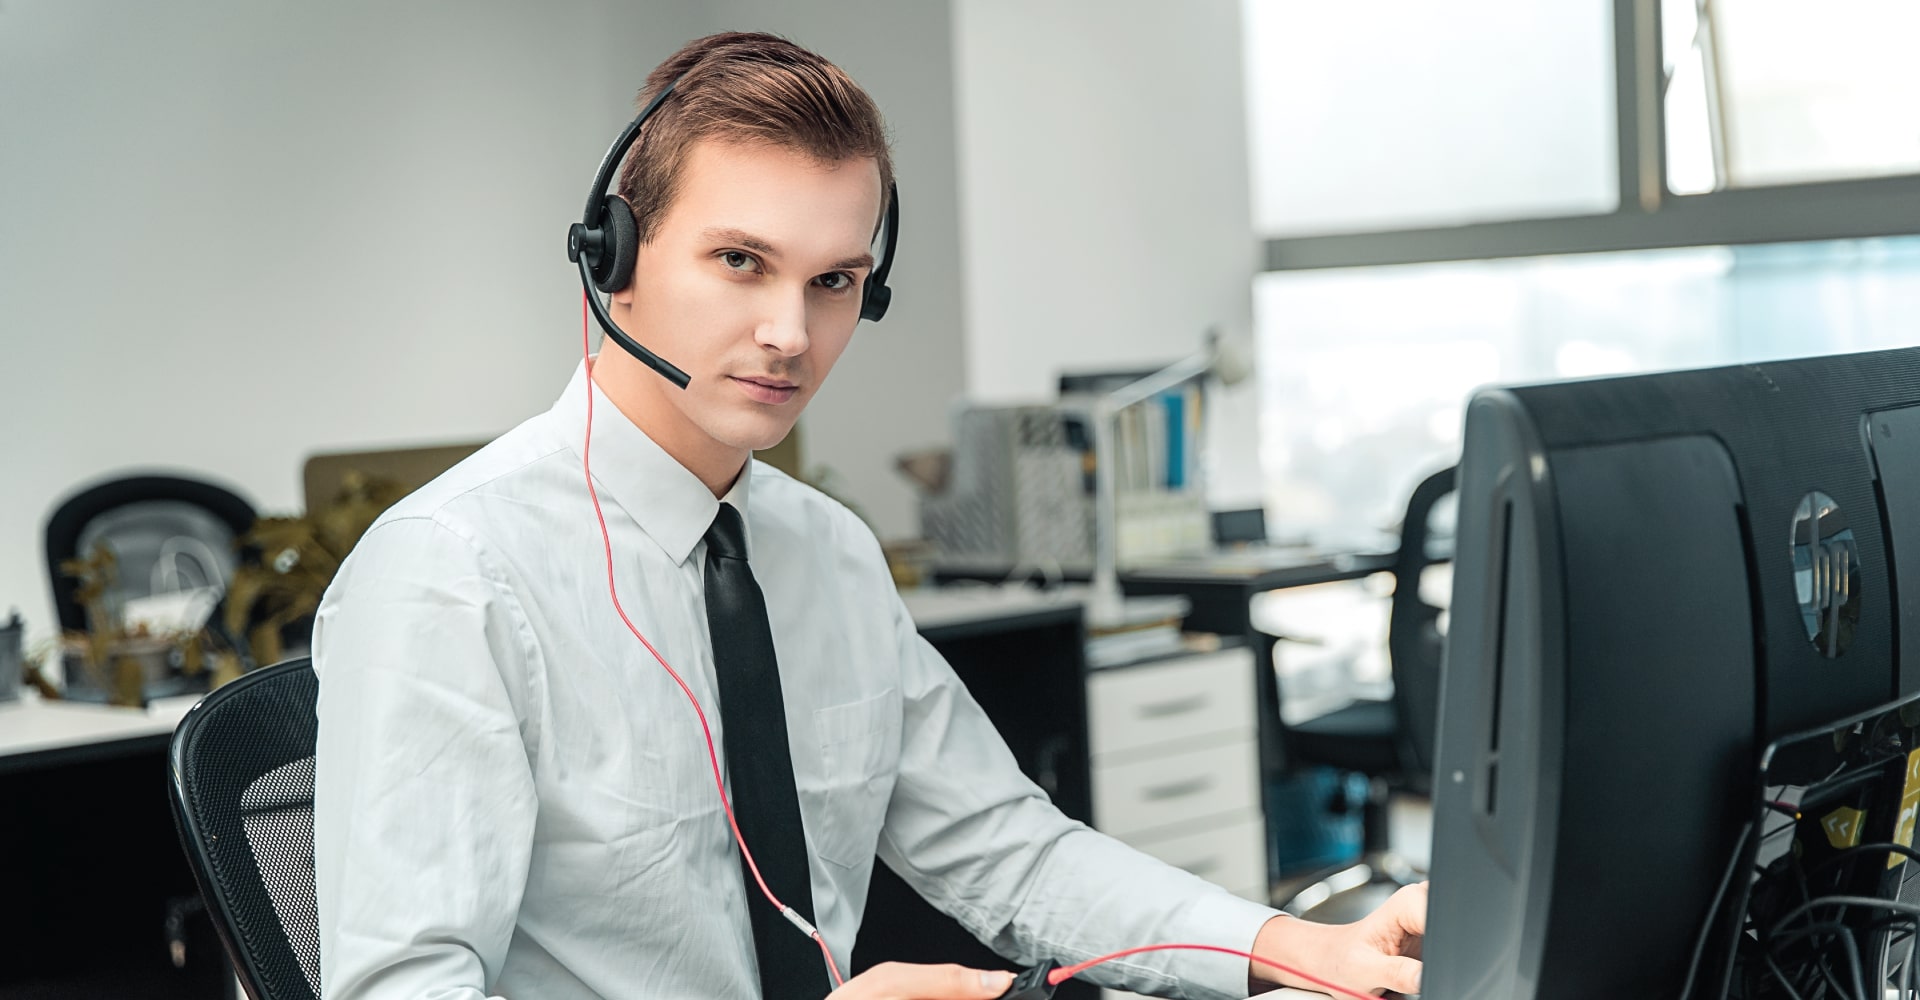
[690,0,970,541]
[2,0,1262,645]
[951,0,1265,507]
[0,0,702,642]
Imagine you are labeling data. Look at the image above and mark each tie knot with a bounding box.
[705,503,749,561]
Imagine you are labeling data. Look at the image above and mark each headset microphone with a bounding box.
[568,78,690,388]
[566,75,902,391]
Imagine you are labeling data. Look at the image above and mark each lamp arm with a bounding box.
[1101,349,1214,413]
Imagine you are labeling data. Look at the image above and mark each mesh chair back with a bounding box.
[169,658,322,1000]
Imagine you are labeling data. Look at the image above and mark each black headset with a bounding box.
[566,75,902,390]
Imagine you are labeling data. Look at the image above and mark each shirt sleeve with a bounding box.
[312,515,538,1000]
[875,595,1282,1000]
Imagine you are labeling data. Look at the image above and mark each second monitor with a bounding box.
[1421,347,1920,998]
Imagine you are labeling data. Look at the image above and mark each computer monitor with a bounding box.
[1421,346,1920,998]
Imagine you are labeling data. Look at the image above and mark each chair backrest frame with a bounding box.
[168,657,320,1000]
[1388,465,1457,788]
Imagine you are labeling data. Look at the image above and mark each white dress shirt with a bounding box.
[312,362,1280,999]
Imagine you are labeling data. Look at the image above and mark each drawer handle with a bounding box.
[1142,776,1213,801]
[1136,694,1209,719]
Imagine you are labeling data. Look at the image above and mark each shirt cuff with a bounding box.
[1167,889,1284,1000]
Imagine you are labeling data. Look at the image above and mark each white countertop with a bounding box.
[898,584,1086,632]
[0,690,199,759]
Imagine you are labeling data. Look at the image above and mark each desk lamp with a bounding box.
[1082,329,1253,629]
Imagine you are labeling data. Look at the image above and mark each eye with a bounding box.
[814,271,856,293]
[720,251,760,273]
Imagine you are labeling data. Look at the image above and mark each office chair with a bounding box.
[169,657,321,1000]
[1276,465,1455,914]
[45,473,257,633]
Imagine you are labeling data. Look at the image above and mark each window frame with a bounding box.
[1258,0,1920,272]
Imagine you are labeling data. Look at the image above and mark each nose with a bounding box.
[754,285,810,358]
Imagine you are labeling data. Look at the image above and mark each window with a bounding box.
[1254,237,1920,545]
[1241,0,1618,237]
[1243,0,1920,547]
[1665,0,1920,193]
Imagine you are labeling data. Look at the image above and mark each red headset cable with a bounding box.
[580,296,1397,1000]
[579,292,846,988]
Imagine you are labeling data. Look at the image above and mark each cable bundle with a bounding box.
[1681,701,1920,1000]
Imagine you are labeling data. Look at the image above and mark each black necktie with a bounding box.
[704,502,824,1000]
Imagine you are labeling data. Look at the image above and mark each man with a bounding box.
[313,32,1425,1000]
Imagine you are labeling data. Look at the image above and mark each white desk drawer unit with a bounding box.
[1092,739,1259,841]
[1088,647,1257,760]
[1087,646,1268,907]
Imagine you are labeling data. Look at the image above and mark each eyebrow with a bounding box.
[702,226,875,272]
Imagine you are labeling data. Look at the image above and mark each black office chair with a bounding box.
[1276,465,1455,913]
[1386,466,1456,795]
[46,473,257,633]
[169,657,321,1000]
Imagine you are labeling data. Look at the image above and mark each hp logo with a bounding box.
[1791,491,1861,658]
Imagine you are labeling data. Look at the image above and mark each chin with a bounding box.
[708,414,800,454]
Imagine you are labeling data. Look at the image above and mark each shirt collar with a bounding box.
[550,360,754,566]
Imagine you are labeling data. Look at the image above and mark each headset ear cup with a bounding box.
[860,281,892,323]
[594,195,639,294]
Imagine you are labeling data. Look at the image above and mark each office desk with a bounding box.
[1117,551,1395,770]
[938,550,1400,882]
[1,693,229,998]
[0,692,197,774]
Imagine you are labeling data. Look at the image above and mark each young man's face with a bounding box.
[609,139,884,459]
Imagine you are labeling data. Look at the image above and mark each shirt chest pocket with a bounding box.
[806,687,902,870]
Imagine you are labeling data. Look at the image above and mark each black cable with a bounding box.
[1769,920,1859,999]
[1765,947,1812,1000]
[1835,919,1865,1000]
[1773,844,1920,998]
[1803,842,1920,881]
[1720,774,1909,999]
[1681,823,1754,1000]
[1799,763,1893,805]
[1768,896,1920,998]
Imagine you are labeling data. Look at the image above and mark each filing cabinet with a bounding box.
[1089,645,1267,901]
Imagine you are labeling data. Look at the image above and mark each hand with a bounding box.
[832,962,1017,1000]
[1250,881,1426,997]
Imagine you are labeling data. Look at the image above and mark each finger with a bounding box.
[1371,954,1422,995]
[1388,882,1428,936]
[870,961,1014,999]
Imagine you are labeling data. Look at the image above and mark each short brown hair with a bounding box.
[617,32,893,244]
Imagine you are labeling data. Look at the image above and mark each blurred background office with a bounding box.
[4,0,1920,996]
[7,0,1920,641]
[0,0,1272,644]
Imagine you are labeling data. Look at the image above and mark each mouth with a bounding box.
[729,375,801,405]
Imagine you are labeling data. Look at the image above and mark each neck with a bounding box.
[590,348,746,498]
